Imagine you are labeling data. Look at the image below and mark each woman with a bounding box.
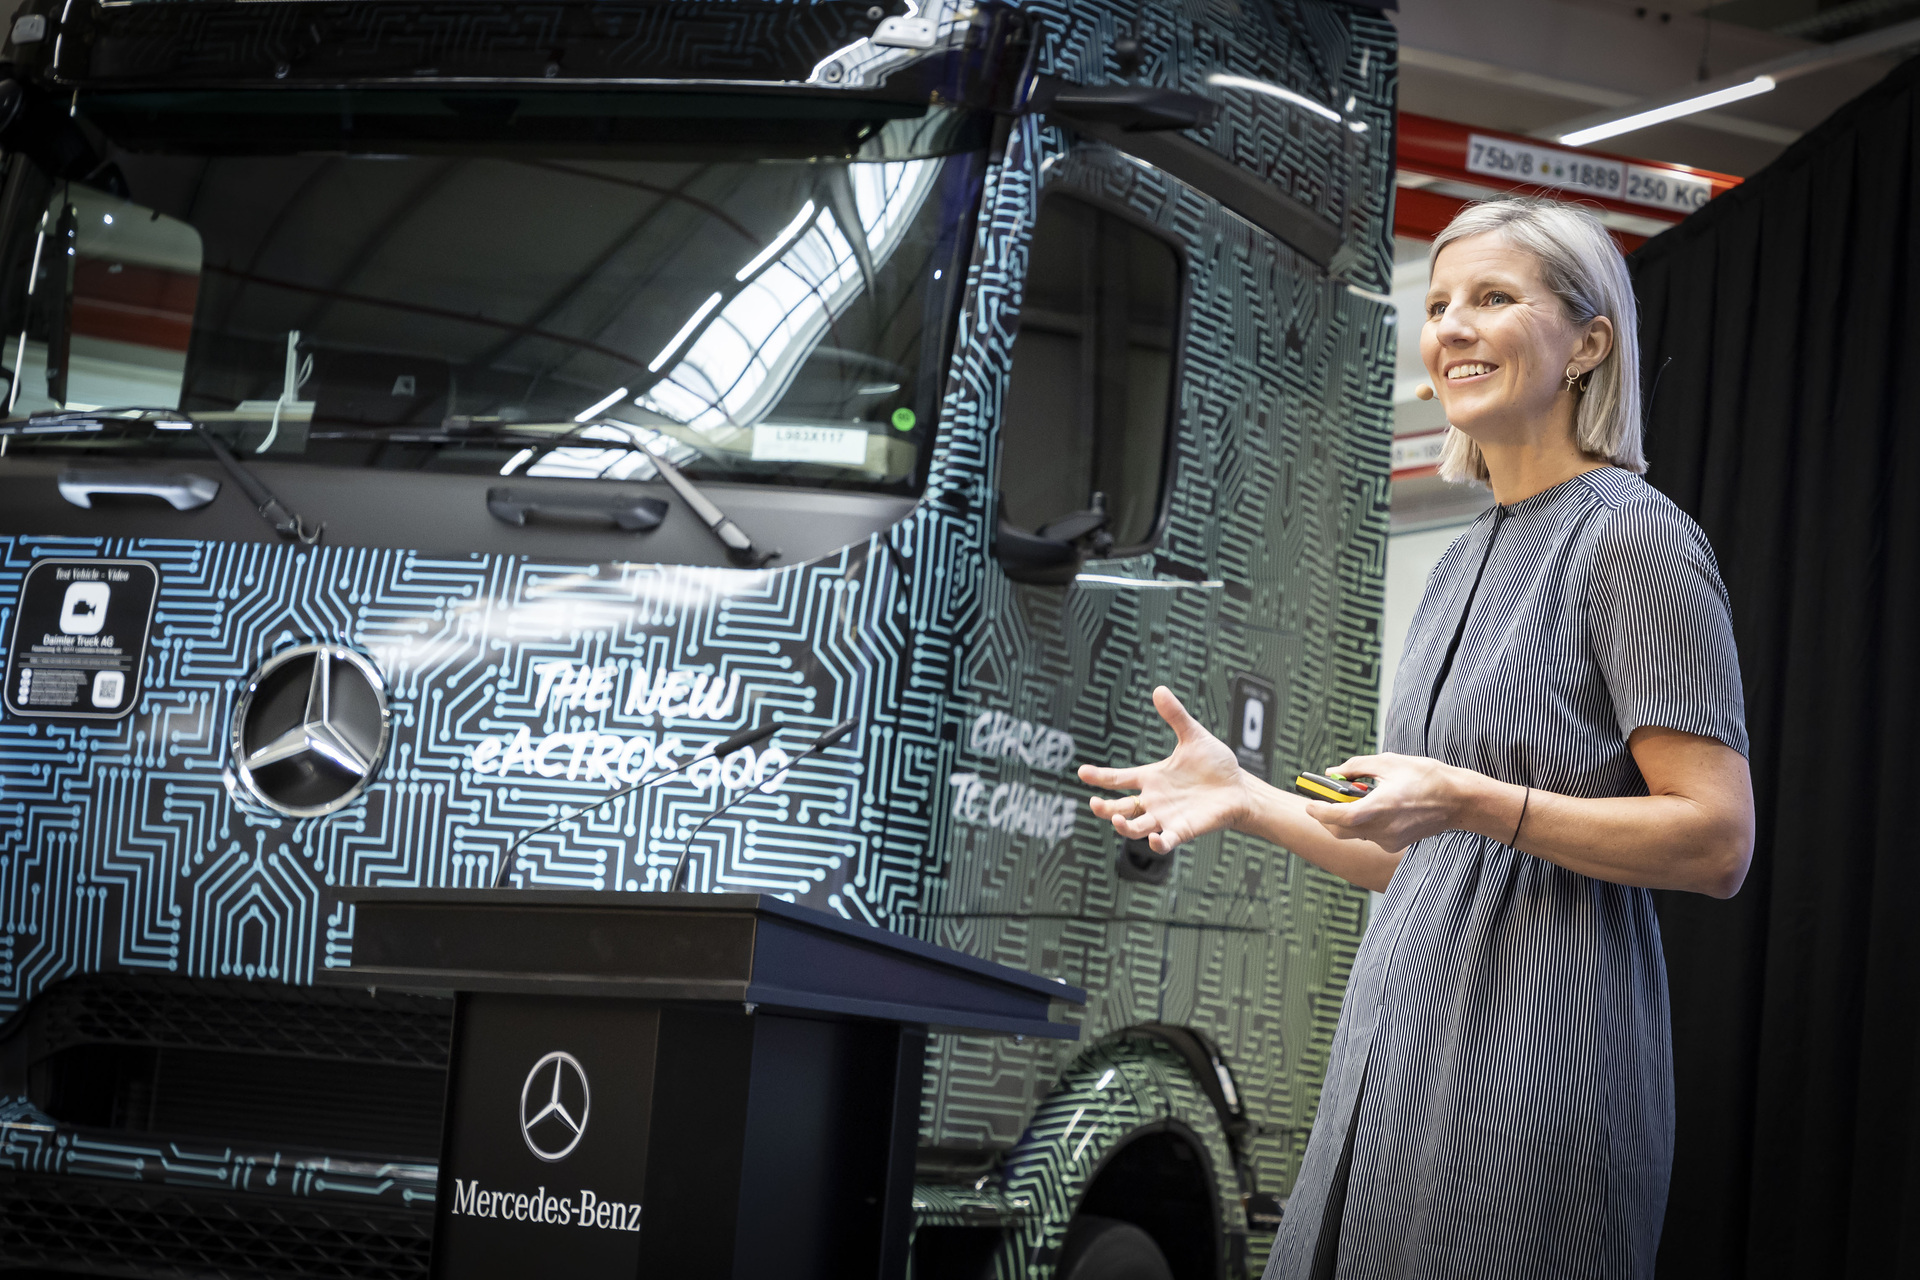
[1079,197,1754,1279]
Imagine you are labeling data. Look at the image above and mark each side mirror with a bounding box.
[0,78,116,188]
[992,491,1113,586]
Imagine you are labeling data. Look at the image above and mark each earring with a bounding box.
[1564,363,1581,392]
[1414,384,1435,401]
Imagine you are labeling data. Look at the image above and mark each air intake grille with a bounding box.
[0,1176,431,1280]
[5,974,453,1165]
[25,973,452,1068]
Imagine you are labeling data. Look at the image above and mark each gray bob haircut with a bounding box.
[1429,197,1645,483]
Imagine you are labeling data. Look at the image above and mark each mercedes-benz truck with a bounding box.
[0,0,1394,1274]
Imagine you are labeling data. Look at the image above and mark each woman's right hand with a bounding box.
[1078,686,1251,854]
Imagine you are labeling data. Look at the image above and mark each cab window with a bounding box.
[998,193,1180,554]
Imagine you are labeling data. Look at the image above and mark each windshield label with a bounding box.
[4,559,158,721]
[750,424,870,466]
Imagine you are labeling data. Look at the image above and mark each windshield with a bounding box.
[0,90,987,495]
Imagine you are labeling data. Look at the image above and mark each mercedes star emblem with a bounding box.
[230,643,390,818]
[520,1051,591,1162]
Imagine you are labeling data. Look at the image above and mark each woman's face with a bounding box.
[1420,232,1609,450]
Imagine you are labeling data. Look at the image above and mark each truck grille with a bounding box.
[0,1176,431,1280]
[1,974,447,1278]
[7,974,453,1161]
[27,972,453,1068]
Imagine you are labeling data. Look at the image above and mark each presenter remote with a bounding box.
[1294,772,1372,803]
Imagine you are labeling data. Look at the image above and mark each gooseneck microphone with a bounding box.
[492,719,779,889]
[667,716,859,893]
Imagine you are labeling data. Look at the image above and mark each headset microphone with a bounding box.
[667,716,860,893]
[492,718,779,889]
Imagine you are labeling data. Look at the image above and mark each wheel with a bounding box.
[1054,1215,1175,1280]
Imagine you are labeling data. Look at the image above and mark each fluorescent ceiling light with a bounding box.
[648,292,724,373]
[736,202,817,282]
[1559,76,1774,147]
[1206,73,1342,124]
[573,386,631,422]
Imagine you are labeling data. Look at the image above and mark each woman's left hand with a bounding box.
[1303,752,1472,852]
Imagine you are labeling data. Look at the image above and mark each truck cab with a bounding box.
[0,0,1394,1275]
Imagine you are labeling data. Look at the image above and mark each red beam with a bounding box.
[1392,183,1646,253]
[72,257,199,352]
[72,297,195,352]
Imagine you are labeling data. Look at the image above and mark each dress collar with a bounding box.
[1495,465,1629,518]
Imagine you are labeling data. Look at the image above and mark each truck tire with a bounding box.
[1055,1215,1176,1280]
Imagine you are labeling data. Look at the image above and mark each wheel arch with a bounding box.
[996,1026,1250,1279]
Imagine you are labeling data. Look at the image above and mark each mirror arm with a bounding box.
[1029,75,1220,133]
[43,199,74,405]
[992,518,1082,585]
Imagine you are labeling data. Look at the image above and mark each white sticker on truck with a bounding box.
[750,424,870,466]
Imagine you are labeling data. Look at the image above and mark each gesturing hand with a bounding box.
[1078,686,1250,854]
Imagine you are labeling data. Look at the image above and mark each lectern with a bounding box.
[321,890,1084,1280]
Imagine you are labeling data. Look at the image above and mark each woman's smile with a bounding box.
[1444,359,1499,384]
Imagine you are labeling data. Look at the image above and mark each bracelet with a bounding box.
[1510,786,1531,847]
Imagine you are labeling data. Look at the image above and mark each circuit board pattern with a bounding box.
[0,0,1395,1263]
[0,1093,440,1206]
[909,0,1396,1253]
[998,1032,1243,1273]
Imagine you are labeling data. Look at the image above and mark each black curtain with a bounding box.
[1630,53,1920,1279]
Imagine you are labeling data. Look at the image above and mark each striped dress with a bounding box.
[1264,467,1748,1280]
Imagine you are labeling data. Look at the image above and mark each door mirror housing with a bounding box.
[993,491,1112,586]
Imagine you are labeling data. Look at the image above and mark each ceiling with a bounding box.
[1382,0,1920,530]
[1392,0,1918,179]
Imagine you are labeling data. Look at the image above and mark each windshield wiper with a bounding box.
[643,446,778,568]
[193,423,323,544]
[294,417,775,565]
[318,419,737,469]
[569,417,777,567]
[10,409,323,544]
[466,417,778,567]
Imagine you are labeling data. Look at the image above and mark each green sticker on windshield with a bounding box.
[890,407,916,433]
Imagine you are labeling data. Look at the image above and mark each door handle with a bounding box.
[487,486,668,532]
[59,469,220,511]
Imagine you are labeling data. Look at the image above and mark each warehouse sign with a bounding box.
[1467,134,1715,215]
[1392,429,1448,480]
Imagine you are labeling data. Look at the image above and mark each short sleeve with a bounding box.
[1587,496,1749,756]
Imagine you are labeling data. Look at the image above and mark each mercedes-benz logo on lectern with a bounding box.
[230,643,390,817]
[520,1051,591,1162]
